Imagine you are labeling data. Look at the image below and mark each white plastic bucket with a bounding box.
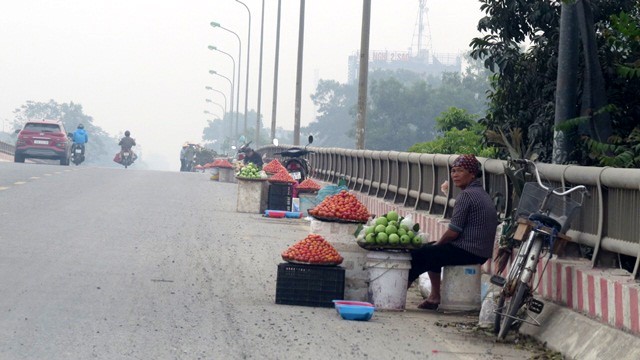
[439,264,482,311]
[366,252,412,310]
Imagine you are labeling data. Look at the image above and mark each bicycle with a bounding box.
[491,159,589,339]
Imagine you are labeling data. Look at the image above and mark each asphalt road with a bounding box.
[0,163,548,360]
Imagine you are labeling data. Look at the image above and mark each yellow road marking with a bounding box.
[0,186,9,191]
[14,181,26,185]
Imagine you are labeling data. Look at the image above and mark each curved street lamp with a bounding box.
[205,86,233,137]
[235,0,251,138]
[205,86,228,117]
[203,109,222,120]
[207,46,235,119]
[209,70,235,138]
[205,99,226,118]
[211,21,242,140]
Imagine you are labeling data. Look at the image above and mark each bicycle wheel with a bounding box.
[497,281,530,339]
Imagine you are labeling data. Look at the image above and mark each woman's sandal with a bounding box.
[417,299,440,310]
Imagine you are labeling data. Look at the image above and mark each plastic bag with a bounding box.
[478,289,497,329]
[418,273,432,299]
[316,184,349,203]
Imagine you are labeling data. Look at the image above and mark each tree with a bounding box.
[409,107,497,158]
[434,107,477,133]
[305,64,491,151]
[305,80,357,148]
[470,0,639,165]
[12,100,118,166]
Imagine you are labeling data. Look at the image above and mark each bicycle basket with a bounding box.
[515,182,583,233]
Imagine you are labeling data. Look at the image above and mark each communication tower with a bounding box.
[411,0,433,60]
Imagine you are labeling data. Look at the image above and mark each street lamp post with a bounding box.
[235,0,251,138]
[209,70,235,138]
[356,0,372,150]
[205,86,228,115]
[205,99,226,118]
[210,22,242,142]
[204,109,222,120]
[271,0,282,142]
[255,0,265,147]
[207,45,235,134]
[293,0,306,145]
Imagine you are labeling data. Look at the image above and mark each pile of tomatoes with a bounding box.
[308,190,370,222]
[296,178,321,192]
[268,169,297,183]
[210,159,234,168]
[281,234,343,265]
[263,159,286,174]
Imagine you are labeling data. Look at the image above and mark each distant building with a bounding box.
[348,0,463,84]
[347,50,462,85]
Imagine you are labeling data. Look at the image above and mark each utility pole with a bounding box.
[356,0,371,150]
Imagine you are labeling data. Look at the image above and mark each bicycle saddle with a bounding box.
[528,213,562,233]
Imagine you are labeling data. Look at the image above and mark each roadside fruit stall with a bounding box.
[307,190,371,302]
[267,169,297,211]
[212,159,235,183]
[354,210,427,310]
[296,178,321,216]
[235,163,269,213]
[276,234,345,308]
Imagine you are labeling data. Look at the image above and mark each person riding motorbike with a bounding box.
[72,124,88,155]
[180,142,196,172]
[242,147,263,168]
[118,130,137,162]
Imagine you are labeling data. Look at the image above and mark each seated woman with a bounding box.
[408,154,499,310]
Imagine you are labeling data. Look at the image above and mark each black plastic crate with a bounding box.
[269,183,293,197]
[268,195,292,211]
[275,263,345,308]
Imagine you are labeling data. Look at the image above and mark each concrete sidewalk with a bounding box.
[521,299,640,359]
[356,191,640,358]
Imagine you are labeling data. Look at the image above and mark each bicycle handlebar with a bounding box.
[512,159,590,198]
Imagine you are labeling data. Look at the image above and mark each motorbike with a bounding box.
[235,141,252,162]
[275,135,314,183]
[70,143,85,165]
[120,150,135,169]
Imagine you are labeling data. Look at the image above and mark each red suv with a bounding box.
[14,119,71,165]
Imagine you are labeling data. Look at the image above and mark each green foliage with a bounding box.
[562,8,640,168]
[408,123,498,158]
[304,65,490,151]
[435,107,477,133]
[470,0,639,165]
[584,126,640,167]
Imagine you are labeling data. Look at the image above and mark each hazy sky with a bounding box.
[0,0,483,170]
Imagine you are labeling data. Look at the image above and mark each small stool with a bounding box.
[439,264,482,311]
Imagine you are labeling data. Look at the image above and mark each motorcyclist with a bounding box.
[242,147,263,168]
[118,130,137,162]
[180,142,196,172]
[72,124,88,155]
[180,142,189,171]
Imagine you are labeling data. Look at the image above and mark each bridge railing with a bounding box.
[261,145,640,278]
[0,140,14,155]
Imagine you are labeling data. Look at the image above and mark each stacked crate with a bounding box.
[268,183,293,211]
